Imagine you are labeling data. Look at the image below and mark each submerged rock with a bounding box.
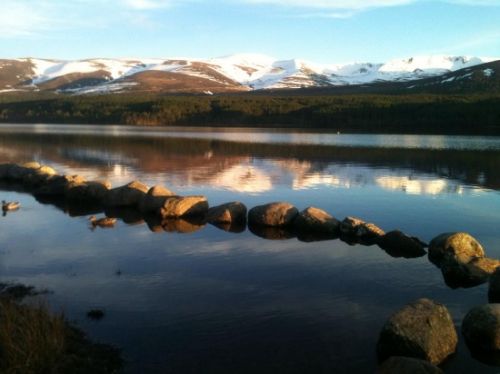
[429,232,485,266]
[377,298,457,365]
[248,202,298,227]
[160,196,208,218]
[105,181,148,207]
[462,304,500,352]
[377,356,443,374]
[293,206,340,235]
[207,202,247,224]
[138,185,176,213]
[378,230,427,258]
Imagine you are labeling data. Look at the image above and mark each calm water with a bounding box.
[1,124,500,373]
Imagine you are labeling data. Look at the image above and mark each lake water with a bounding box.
[1,124,499,373]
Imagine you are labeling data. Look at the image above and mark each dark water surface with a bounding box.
[1,124,500,373]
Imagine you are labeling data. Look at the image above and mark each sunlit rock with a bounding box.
[105,180,149,207]
[160,196,208,218]
[377,298,457,365]
[340,216,386,245]
[293,206,340,236]
[429,232,485,266]
[248,202,298,227]
[207,201,247,224]
[462,304,500,351]
[139,185,176,213]
[377,356,443,374]
[378,230,427,258]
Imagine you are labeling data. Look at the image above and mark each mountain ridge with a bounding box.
[0,54,498,94]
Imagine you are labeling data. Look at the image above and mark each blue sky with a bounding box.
[2,0,500,63]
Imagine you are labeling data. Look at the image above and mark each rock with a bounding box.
[489,268,500,303]
[377,298,458,365]
[67,180,111,202]
[22,165,58,186]
[356,222,385,240]
[138,185,176,213]
[293,206,340,235]
[247,202,298,227]
[378,230,427,258]
[160,196,208,218]
[207,202,247,224]
[377,356,443,374]
[105,181,148,207]
[340,216,365,235]
[35,175,86,196]
[4,164,33,180]
[0,163,13,179]
[441,257,500,289]
[462,304,500,351]
[429,232,485,266]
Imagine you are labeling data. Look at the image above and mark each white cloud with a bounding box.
[124,0,174,9]
[0,2,51,38]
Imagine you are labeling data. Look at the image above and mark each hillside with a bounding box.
[0,54,498,94]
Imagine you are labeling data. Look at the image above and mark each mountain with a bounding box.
[0,54,498,94]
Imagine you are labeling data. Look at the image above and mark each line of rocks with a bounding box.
[377,231,500,372]
[3,162,500,371]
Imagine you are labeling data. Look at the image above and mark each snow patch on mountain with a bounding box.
[9,54,500,92]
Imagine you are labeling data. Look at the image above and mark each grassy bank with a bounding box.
[0,283,122,374]
[0,92,499,134]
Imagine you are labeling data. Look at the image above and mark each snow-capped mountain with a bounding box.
[0,54,498,94]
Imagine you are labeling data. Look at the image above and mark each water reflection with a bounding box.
[0,129,499,194]
[1,125,500,373]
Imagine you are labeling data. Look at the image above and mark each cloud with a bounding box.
[124,0,174,9]
[0,2,51,38]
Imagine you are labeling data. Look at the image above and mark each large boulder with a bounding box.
[377,356,443,374]
[293,206,339,234]
[378,230,427,258]
[160,196,208,218]
[377,298,458,365]
[138,185,176,213]
[462,304,500,351]
[429,232,485,266]
[248,202,298,227]
[105,181,148,207]
[207,202,247,225]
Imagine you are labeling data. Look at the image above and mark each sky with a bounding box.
[1,0,500,63]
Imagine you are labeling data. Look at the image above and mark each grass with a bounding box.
[0,283,123,374]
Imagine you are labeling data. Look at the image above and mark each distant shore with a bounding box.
[1,92,499,135]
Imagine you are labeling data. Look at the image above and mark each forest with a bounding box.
[0,91,499,134]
